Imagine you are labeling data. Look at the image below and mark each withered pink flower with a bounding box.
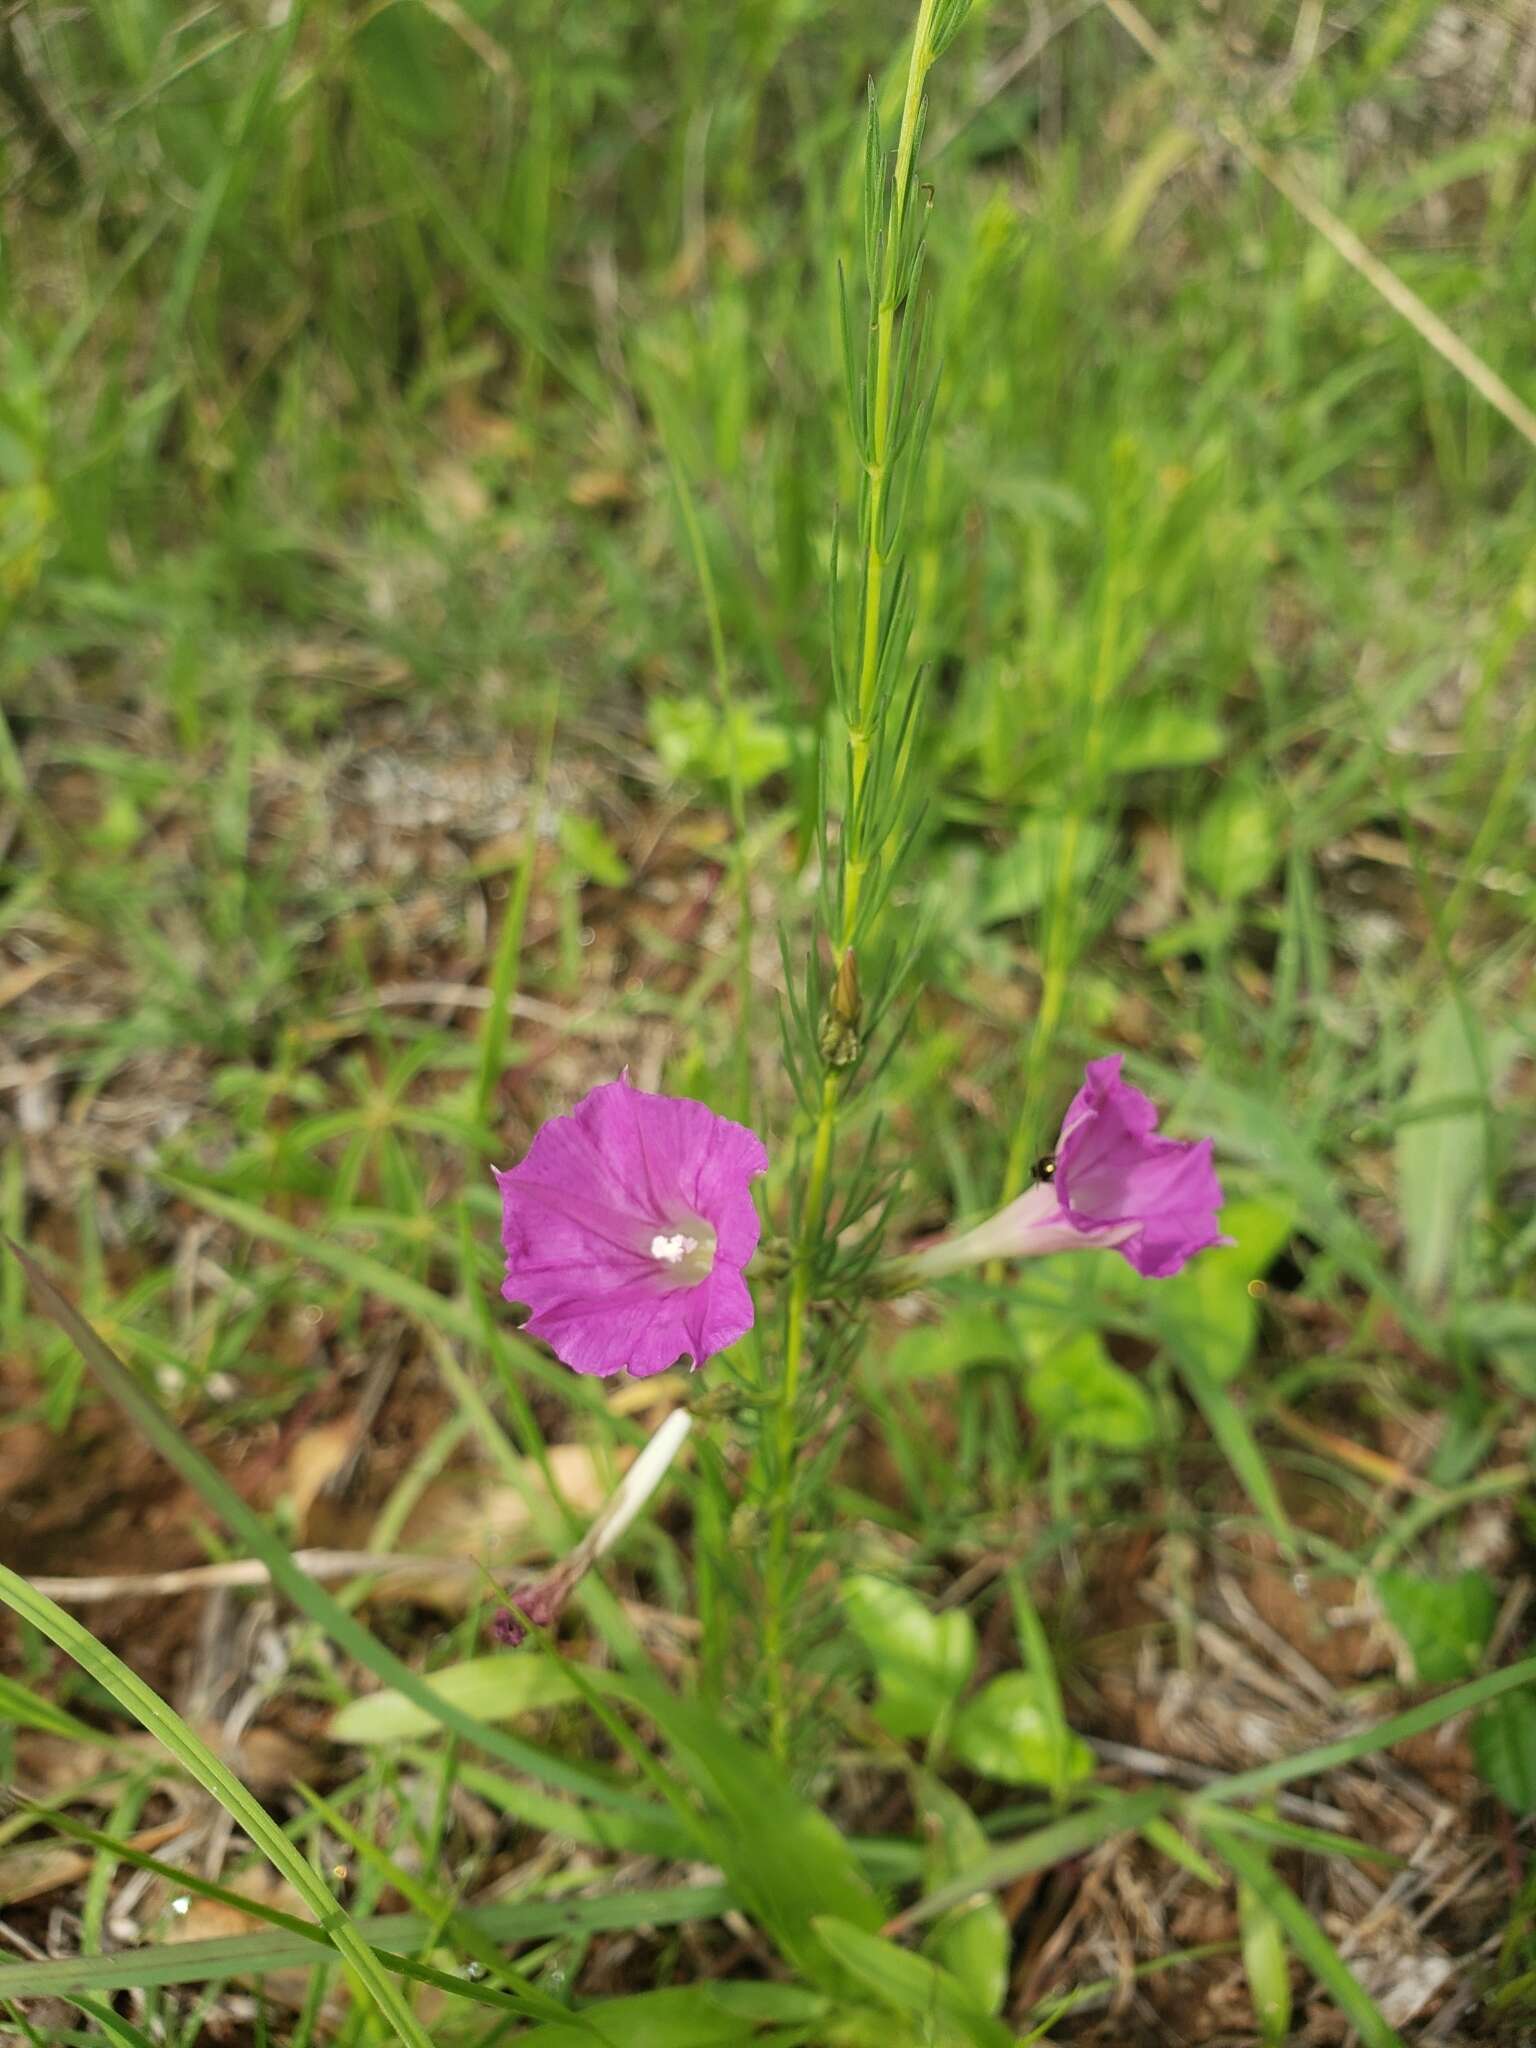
[495,1075,768,1377]
[911,1055,1228,1283]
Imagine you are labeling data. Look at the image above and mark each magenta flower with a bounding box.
[495,1075,768,1377]
[910,1055,1228,1283]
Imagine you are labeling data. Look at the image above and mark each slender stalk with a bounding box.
[847,0,939,891]
[763,0,944,1759]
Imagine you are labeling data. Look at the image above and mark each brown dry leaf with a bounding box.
[711,217,760,276]
[167,1867,452,2029]
[0,1819,188,1907]
[14,1731,165,1792]
[287,1418,364,1531]
[167,1865,300,1945]
[1242,1554,1383,1684]
[0,1840,98,1908]
[1108,987,1158,1048]
[230,1724,329,1797]
[0,955,63,1010]
[666,219,760,296]
[439,388,528,461]
[567,467,634,509]
[665,236,707,297]
[311,1441,625,1612]
[167,1870,341,2022]
[1115,820,1184,939]
[423,459,490,529]
[1359,1943,1456,2029]
[0,1419,54,1501]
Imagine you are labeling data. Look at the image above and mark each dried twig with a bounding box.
[24,1552,499,1603]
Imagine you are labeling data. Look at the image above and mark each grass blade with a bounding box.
[1192,1651,1536,1808]
[0,1886,735,2002]
[1207,1822,1404,2048]
[887,1788,1171,1932]
[1173,1344,1295,1560]
[0,1564,437,2048]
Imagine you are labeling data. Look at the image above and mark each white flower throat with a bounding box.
[648,1220,717,1287]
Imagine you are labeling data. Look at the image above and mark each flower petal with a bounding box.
[682,1266,756,1364]
[495,1076,768,1378]
[522,1277,703,1377]
[1055,1056,1226,1279]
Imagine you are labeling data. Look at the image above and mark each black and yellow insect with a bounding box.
[1032,1154,1057,1184]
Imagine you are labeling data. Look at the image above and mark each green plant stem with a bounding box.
[763,0,941,1760]
[848,0,938,842]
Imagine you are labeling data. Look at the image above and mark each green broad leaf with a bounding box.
[649,694,789,790]
[1005,1576,1080,1807]
[1153,1196,1295,1383]
[703,1983,833,2022]
[557,812,632,887]
[1236,1830,1293,2047]
[883,1306,1017,1379]
[949,1674,1094,1790]
[900,1787,1172,1929]
[1110,705,1226,772]
[331,1655,600,1744]
[1191,778,1280,901]
[981,813,1109,924]
[0,479,54,604]
[1396,1000,1507,1306]
[917,1776,1011,2017]
[507,1984,810,2045]
[1144,904,1238,962]
[354,3,455,137]
[810,1917,1015,2048]
[843,1574,976,1741]
[1471,1689,1536,1815]
[622,1676,885,1989]
[1377,1570,1497,1685]
[1025,1331,1156,1449]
